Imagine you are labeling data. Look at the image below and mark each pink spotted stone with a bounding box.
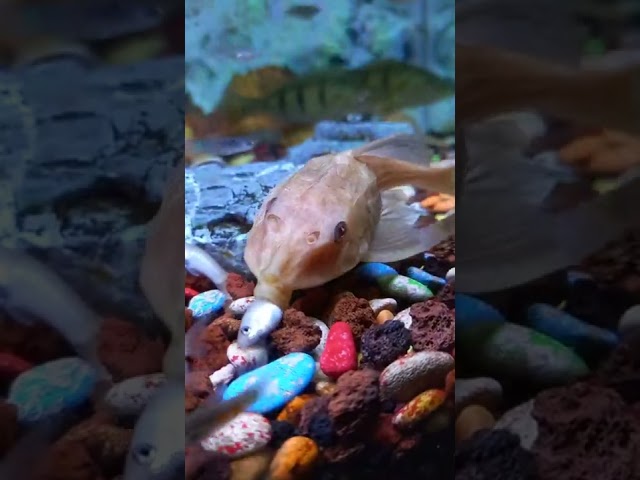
[200,412,271,458]
[319,321,357,379]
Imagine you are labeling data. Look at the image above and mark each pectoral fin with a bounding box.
[362,188,455,263]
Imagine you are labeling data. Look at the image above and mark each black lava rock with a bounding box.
[361,320,411,370]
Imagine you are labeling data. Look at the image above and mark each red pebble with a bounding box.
[185,287,199,304]
[319,321,357,379]
[0,352,32,381]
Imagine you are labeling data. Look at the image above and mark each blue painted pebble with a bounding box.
[355,263,397,282]
[188,289,227,322]
[456,294,506,340]
[525,303,618,359]
[8,357,97,423]
[377,274,433,302]
[406,266,446,290]
[222,352,315,414]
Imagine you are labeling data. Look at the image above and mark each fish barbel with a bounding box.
[220,60,454,124]
[238,134,455,347]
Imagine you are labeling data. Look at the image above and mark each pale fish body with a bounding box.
[238,134,455,347]
[0,246,109,380]
[185,243,229,296]
[123,381,184,480]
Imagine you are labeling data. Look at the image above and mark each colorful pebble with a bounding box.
[227,341,269,375]
[355,262,397,281]
[315,380,337,396]
[377,274,434,302]
[269,436,319,480]
[406,266,446,290]
[455,294,505,340]
[392,389,447,429]
[310,318,329,359]
[228,296,255,316]
[200,412,271,458]
[525,303,618,359]
[393,308,412,329]
[0,352,33,381]
[188,289,227,322]
[455,404,496,444]
[104,373,166,417]
[376,309,394,324]
[618,305,640,337]
[209,364,237,388]
[369,298,398,315]
[380,351,454,402]
[222,353,315,414]
[319,322,358,379]
[445,268,455,282]
[455,377,502,413]
[276,394,316,423]
[9,357,97,422]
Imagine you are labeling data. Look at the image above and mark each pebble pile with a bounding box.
[185,238,457,480]
[454,231,640,480]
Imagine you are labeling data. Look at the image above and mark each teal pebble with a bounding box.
[188,290,226,322]
[525,303,618,360]
[8,357,98,423]
[406,266,446,290]
[222,352,315,414]
[377,274,433,302]
[456,294,505,340]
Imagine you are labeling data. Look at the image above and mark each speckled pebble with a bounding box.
[209,363,237,388]
[455,377,503,413]
[368,298,398,316]
[392,389,447,429]
[406,267,446,290]
[104,373,166,417]
[393,307,412,329]
[228,296,255,316]
[319,322,357,379]
[618,305,640,337]
[223,353,316,414]
[227,342,268,375]
[188,290,227,322]
[494,399,538,450]
[380,351,454,402]
[201,412,271,458]
[377,274,433,302]
[310,319,329,359]
[446,268,455,283]
[8,357,98,422]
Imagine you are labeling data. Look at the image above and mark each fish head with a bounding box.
[244,153,381,304]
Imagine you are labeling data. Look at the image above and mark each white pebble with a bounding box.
[201,412,272,458]
[446,268,455,283]
[618,305,640,337]
[104,373,166,417]
[209,364,236,388]
[380,351,454,402]
[369,298,398,316]
[494,399,538,450]
[393,308,412,329]
[227,342,268,374]
[310,318,329,359]
[455,377,502,413]
[228,296,255,317]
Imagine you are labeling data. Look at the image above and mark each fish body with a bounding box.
[222,60,454,124]
[0,246,109,380]
[238,134,455,346]
[185,243,229,297]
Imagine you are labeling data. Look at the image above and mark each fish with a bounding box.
[185,244,229,297]
[237,134,455,347]
[285,4,321,19]
[219,60,454,124]
[457,42,640,135]
[186,136,256,158]
[0,246,110,381]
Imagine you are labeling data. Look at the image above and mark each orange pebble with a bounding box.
[392,389,447,429]
[420,195,440,209]
[376,310,394,324]
[455,404,495,444]
[269,436,319,480]
[276,394,315,424]
[432,198,455,213]
[445,369,455,397]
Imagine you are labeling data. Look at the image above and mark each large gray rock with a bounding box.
[0,56,183,326]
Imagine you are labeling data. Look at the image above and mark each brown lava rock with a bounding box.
[298,395,331,436]
[0,316,72,364]
[225,272,255,299]
[186,444,232,480]
[291,287,331,317]
[410,299,455,353]
[0,401,19,456]
[211,314,241,342]
[328,369,381,438]
[326,293,375,342]
[186,323,230,374]
[98,317,165,382]
[186,371,214,412]
[436,283,455,310]
[186,273,214,292]
[270,308,321,355]
[532,382,640,480]
[592,344,640,403]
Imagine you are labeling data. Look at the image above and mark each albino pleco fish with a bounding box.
[0,246,110,381]
[455,113,640,294]
[238,134,455,347]
[139,159,185,382]
[185,243,229,297]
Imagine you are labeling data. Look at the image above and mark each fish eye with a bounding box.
[241,325,251,335]
[133,443,156,465]
[333,221,348,242]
